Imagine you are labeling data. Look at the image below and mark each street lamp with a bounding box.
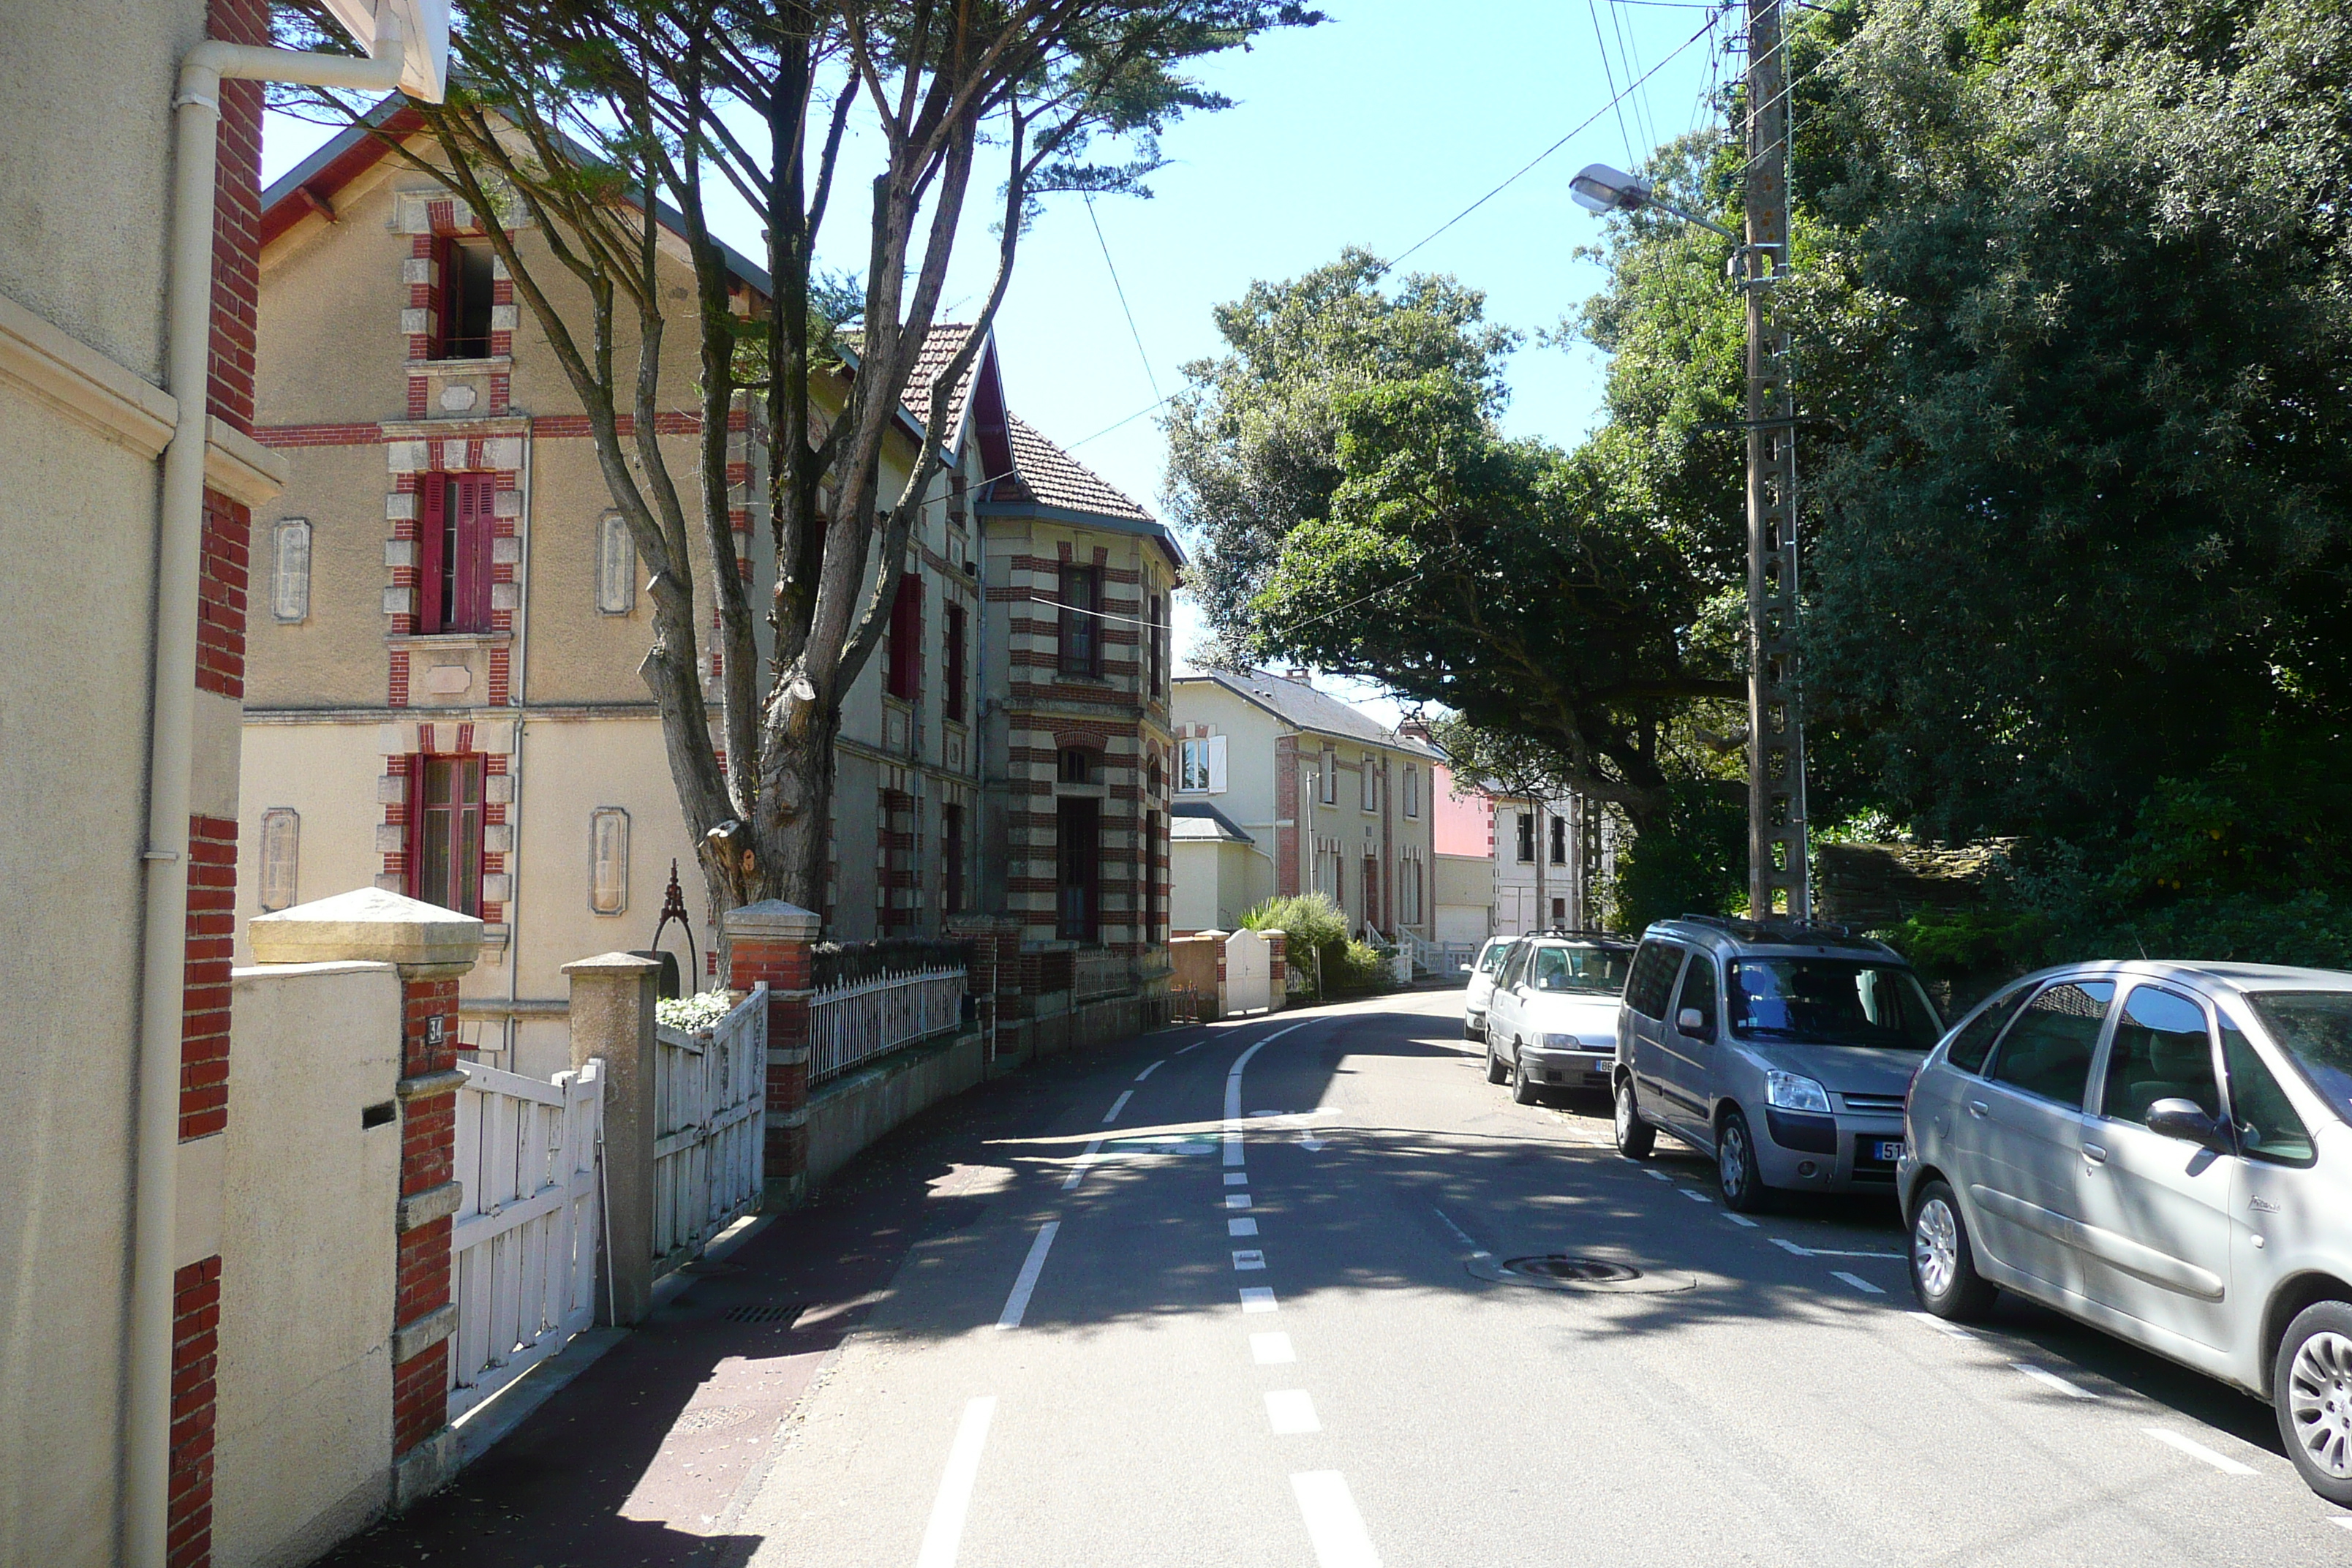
[1568,163,1738,240]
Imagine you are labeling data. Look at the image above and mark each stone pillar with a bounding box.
[247,886,480,1512]
[950,913,1023,1062]
[1264,930,1288,1013]
[564,953,661,1325]
[723,900,819,1207]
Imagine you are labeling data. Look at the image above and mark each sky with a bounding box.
[263,0,1736,725]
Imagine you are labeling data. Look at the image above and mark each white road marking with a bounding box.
[2334,1518,2352,1534]
[1431,1207,1492,1259]
[2144,1427,2256,1475]
[1291,1471,1382,1568]
[1233,1249,1267,1270]
[1225,1131,1245,1167]
[1725,1214,1760,1229]
[1135,1059,1166,1081]
[995,1221,1060,1330]
[1643,1169,1673,1183]
[1830,1270,1885,1296]
[1229,1217,1259,1237]
[1240,1286,1279,1313]
[1266,1390,1322,1433]
[1060,1138,1104,1192]
[1300,1131,1327,1150]
[2012,1362,2098,1400]
[1252,1331,1296,1365]
[1224,1172,1249,1186]
[1102,1090,1134,1123]
[1175,1041,1202,1055]
[914,1395,996,1568]
[1806,1248,1909,1259]
[1910,1311,1974,1340]
[1251,1109,1285,1117]
[1679,1188,1711,1204]
[1226,1194,1251,1210]
[1771,1237,1814,1256]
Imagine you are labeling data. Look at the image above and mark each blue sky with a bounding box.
[265,0,1734,723]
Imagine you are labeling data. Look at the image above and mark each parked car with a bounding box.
[1901,961,2352,1505]
[1483,932,1635,1104]
[1461,936,1520,1041]
[1611,917,1943,1212]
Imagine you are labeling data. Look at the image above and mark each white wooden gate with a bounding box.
[652,984,768,1269]
[1224,928,1271,1014]
[447,1058,603,1422]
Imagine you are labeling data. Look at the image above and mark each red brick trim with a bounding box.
[167,1255,222,1568]
[181,815,238,1140]
[195,489,249,700]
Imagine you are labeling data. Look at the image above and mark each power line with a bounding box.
[1085,194,1162,406]
[1587,0,1640,169]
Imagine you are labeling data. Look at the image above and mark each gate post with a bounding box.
[1264,930,1288,1014]
[722,900,821,1208]
[564,953,662,1325]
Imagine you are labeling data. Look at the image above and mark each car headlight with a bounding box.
[1765,1071,1832,1115]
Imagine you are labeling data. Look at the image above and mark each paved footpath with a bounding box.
[325,991,2352,1567]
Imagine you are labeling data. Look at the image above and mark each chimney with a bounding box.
[1284,667,1313,685]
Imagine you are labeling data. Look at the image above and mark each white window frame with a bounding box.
[271,519,311,622]
[589,807,630,913]
[1403,764,1420,818]
[1320,746,1337,805]
[597,510,636,615]
[1360,755,1377,812]
[257,807,299,911]
[1178,736,1225,794]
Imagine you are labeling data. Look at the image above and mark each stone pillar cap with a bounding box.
[249,886,483,973]
[563,951,664,976]
[721,899,821,940]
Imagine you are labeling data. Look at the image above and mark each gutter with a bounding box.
[129,19,411,1567]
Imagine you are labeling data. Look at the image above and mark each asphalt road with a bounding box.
[723,989,2352,1568]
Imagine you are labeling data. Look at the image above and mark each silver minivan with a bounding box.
[1902,961,2352,1505]
[1612,917,1944,1211]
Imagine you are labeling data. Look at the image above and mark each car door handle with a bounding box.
[2081,1142,2108,1167]
[1967,1101,1989,1120]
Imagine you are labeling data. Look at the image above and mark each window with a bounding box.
[1515,810,1535,864]
[1986,980,2115,1107]
[1058,565,1100,676]
[1674,957,1719,1036]
[2223,1020,2316,1165]
[418,472,494,633]
[1179,736,1225,794]
[1057,797,1099,941]
[1947,981,2034,1074]
[408,755,483,916]
[1059,747,1093,785]
[1550,813,1568,866]
[1626,943,1686,1017]
[1529,943,1632,995]
[1360,755,1378,811]
[1319,745,1337,804]
[1147,757,1163,800]
[2101,987,2217,1124]
[597,511,635,614]
[431,235,497,360]
[1147,595,1164,696]
[1729,958,1945,1051]
[942,802,965,915]
[943,603,968,722]
[2245,990,2352,1123]
[271,519,310,622]
[1550,897,1567,923]
[587,807,630,914]
[1403,764,1420,818]
[1142,809,1161,941]
[886,572,922,700]
[1399,857,1422,924]
[257,807,299,911]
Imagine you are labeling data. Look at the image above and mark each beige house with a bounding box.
[242,112,1178,1077]
[1167,671,1443,943]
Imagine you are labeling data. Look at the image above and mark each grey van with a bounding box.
[1612,917,1945,1212]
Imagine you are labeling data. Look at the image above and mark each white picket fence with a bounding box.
[446,1058,603,1422]
[809,966,965,1086]
[652,984,768,1268]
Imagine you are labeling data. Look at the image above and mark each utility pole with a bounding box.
[1740,0,1809,920]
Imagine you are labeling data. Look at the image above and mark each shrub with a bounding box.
[655,989,736,1032]
[1240,892,1395,997]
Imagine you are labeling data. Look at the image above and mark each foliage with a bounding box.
[1603,780,1746,934]
[656,989,739,1031]
[1238,891,1390,995]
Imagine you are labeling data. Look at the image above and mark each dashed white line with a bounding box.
[1134,1059,1166,1081]
[1224,1172,1248,1186]
[1102,1090,1134,1123]
[1240,1286,1279,1313]
[1678,1188,1711,1204]
[1830,1270,1885,1296]
[1770,1237,1813,1256]
[1226,1193,1251,1210]
[1175,1041,1203,1055]
[1806,1248,1909,1259]
[913,1396,996,1568]
[1291,1471,1382,1567]
[1909,1311,1974,1340]
[1431,1206,1492,1259]
[1643,1169,1673,1183]
[995,1221,1060,1330]
[1229,1217,1259,1237]
[1266,1390,1322,1433]
[1252,1331,1296,1365]
[2012,1362,2098,1400]
[1725,1214,1760,1229]
[1233,1249,1267,1271]
[1060,1138,1104,1192]
[2144,1427,2256,1475]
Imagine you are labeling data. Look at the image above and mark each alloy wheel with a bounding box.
[2288,1330,2352,1480]
[1615,1082,1635,1142]
[1915,1196,1960,1301]
[1719,1120,1749,1202]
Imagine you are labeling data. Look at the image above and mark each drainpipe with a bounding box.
[129,22,408,1568]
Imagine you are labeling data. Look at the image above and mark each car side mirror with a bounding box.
[1676,1007,1710,1039]
[1458,963,1473,973]
[2146,1098,2231,1153]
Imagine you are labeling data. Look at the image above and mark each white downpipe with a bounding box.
[128,24,407,1568]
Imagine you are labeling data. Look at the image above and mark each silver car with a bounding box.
[1611,918,1944,1212]
[1460,936,1519,1042]
[1902,961,2352,1504]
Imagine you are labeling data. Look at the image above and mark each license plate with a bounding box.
[1868,1139,1906,1164]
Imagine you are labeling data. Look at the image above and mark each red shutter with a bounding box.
[429,234,457,360]
[887,573,921,700]
[417,476,448,632]
[453,475,492,631]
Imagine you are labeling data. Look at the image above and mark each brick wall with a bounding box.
[166,1257,222,1568]
[180,815,238,1139]
[195,489,248,700]
[392,977,460,1458]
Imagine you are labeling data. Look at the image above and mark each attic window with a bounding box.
[433,238,497,360]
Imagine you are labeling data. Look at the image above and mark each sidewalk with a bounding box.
[314,1019,1191,1568]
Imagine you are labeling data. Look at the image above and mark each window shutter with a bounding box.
[417,479,448,631]
[1205,734,1227,794]
[272,520,310,622]
[597,512,635,614]
[429,234,456,360]
[453,475,493,630]
[589,807,630,913]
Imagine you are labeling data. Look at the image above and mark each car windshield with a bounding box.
[1528,946,1631,995]
[2247,992,2352,1121]
[1727,958,1943,1049]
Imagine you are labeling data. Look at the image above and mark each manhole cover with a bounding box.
[671,1405,758,1435]
[724,1303,803,1325]
[1501,1255,1640,1284]
[1466,1253,1695,1294]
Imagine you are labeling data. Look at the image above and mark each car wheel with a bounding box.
[1485,1042,1509,1085]
[2275,1300,2352,1506]
[1909,1179,1996,1322]
[1463,1013,1483,1041]
[1613,1075,1656,1161]
[1716,1109,1773,1214]
[1511,1049,1540,1105]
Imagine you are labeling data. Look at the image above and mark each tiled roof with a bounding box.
[1175,668,1448,761]
[995,415,1155,523]
[898,322,981,435]
[1171,801,1256,844]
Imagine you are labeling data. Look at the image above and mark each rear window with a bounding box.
[1480,941,1516,976]
[1727,958,1943,1050]
[1986,981,2115,1109]
[1529,944,1632,995]
[1625,941,1684,1019]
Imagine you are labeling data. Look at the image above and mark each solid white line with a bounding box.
[1771,1237,1813,1256]
[1060,1137,1104,1192]
[1253,1330,1296,1365]
[2145,1427,2255,1475]
[1290,1471,1382,1567]
[914,1395,997,1568]
[1221,1022,1314,1168]
[1909,1311,1974,1340]
[1229,1217,1259,1237]
[1233,1249,1267,1270]
[995,1221,1060,1330]
[1240,1286,1279,1313]
[1224,1131,1245,1167]
[1725,1214,1760,1229]
[2012,1362,2098,1400]
[1679,1188,1711,1204]
[1266,1390,1321,1433]
[2334,1517,2352,1533]
[1102,1090,1134,1123]
[1430,1206,1493,1259]
[1830,1270,1885,1296]
[1135,1059,1166,1081]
